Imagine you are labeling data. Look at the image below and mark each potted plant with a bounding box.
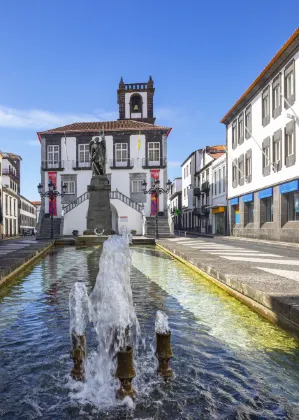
[72,230,79,237]
[130,229,137,236]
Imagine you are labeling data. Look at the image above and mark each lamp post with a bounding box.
[37,181,67,239]
[142,179,172,239]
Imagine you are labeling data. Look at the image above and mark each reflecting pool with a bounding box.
[0,245,299,419]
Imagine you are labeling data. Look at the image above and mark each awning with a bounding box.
[229,197,239,206]
[242,193,254,203]
[279,180,299,194]
[212,206,225,214]
[258,187,273,199]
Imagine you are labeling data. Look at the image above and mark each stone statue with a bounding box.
[89,133,106,176]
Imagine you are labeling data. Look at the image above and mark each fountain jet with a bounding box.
[155,310,173,379]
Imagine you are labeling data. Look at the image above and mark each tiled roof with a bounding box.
[208,152,225,160]
[38,120,171,135]
[221,28,299,124]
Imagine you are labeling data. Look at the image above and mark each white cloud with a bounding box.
[0,106,118,130]
[28,140,40,146]
[168,161,181,168]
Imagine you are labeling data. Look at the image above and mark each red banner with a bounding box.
[150,169,160,216]
[48,172,57,216]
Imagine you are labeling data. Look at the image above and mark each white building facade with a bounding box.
[20,196,37,233]
[211,154,227,235]
[222,29,299,242]
[37,78,171,237]
[181,152,197,230]
[168,177,182,232]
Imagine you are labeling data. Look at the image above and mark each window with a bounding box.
[245,201,254,225]
[287,192,299,221]
[285,120,296,168]
[131,180,143,193]
[184,168,186,178]
[262,137,271,177]
[262,86,270,126]
[245,154,252,179]
[238,113,244,144]
[273,137,280,163]
[130,94,142,113]
[238,157,244,185]
[245,105,252,139]
[272,74,281,118]
[222,166,226,192]
[64,181,75,194]
[264,197,273,222]
[232,163,237,185]
[263,146,270,168]
[47,145,60,168]
[78,144,90,166]
[215,171,217,195]
[284,60,295,107]
[186,165,188,177]
[148,142,160,163]
[115,143,128,162]
[218,169,222,194]
[232,120,237,148]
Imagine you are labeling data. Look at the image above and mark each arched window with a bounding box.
[130,94,142,114]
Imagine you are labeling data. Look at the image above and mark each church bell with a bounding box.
[133,104,139,112]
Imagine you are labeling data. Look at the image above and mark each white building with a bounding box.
[37,77,172,238]
[211,154,227,234]
[181,151,197,230]
[1,153,21,237]
[168,177,182,232]
[194,146,225,234]
[20,196,37,234]
[221,28,299,242]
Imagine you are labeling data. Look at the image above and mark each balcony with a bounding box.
[41,161,65,171]
[109,158,134,169]
[142,157,167,168]
[2,168,20,181]
[201,181,210,193]
[193,207,202,216]
[193,187,201,197]
[72,160,91,170]
[201,205,210,215]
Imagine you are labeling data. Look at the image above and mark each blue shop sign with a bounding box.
[258,188,273,199]
[242,193,253,203]
[279,180,299,194]
[229,197,239,206]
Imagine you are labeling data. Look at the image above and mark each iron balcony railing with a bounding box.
[142,157,167,168]
[193,187,201,197]
[109,158,134,168]
[201,181,210,193]
[201,205,210,214]
[193,207,202,216]
[2,168,20,180]
[41,161,65,170]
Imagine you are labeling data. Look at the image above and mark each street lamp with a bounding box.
[142,178,172,239]
[37,181,67,239]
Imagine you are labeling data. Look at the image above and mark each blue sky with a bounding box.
[0,0,298,200]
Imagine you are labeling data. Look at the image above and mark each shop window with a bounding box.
[245,201,254,225]
[264,197,273,222]
[287,192,299,221]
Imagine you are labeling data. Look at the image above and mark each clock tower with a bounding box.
[117,76,156,124]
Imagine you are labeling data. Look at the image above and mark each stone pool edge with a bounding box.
[0,241,54,288]
[156,242,299,340]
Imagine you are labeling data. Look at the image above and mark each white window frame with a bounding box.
[273,84,280,109]
[131,180,143,193]
[148,142,160,165]
[78,144,90,167]
[246,156,252,177]
[286,132,294,157]
[115,143,128,167]
[286,71,294,99]
[64,181,75,195]
[47,145,60,168]
[273,140,280,163]
[218,168,222,194]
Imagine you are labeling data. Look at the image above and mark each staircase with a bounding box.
[145,216,173,238]
[37,217,62,239]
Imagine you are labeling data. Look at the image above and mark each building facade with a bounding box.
[168,177,182,231]
[1,153,21,237]
[211,154,227,235]
[194,146,225,234]
[20,196,37,233]
[181,152,197,230]
[37,78,172,237]
[222,28,299,242]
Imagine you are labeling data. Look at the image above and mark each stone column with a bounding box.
[86,175,112,235]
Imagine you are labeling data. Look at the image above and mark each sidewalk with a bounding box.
[157,236,299,339]
[0,238,54,287]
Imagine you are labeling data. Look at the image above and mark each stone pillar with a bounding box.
[86,175,112,235]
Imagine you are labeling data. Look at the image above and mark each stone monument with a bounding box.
[86,132,112,235]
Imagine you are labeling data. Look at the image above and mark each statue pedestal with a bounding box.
[86,176,112,235]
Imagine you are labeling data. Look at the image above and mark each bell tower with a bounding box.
[117,76,156,124]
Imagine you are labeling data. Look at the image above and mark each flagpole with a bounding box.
[222,146,248,183]
[245,126,276,173]
[280,92,299,123]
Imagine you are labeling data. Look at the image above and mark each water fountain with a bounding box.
[155,310,173,379]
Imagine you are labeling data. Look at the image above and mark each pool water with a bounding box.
[0,245,299,419]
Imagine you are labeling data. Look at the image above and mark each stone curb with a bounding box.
[157,241,299,340]
[0,241,54,288]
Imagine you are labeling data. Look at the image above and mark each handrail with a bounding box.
[64,190,143,215]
